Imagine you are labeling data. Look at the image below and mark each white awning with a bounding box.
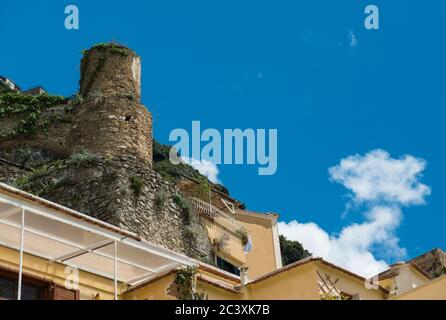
[0,183,195,299]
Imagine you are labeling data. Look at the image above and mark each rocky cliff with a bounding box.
[410,248,446,279]
[0,43,214,263]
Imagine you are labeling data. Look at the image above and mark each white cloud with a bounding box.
[349,30,359,48]
[182,157,221,184]
[329,150,430,205]
[279,149,430,278]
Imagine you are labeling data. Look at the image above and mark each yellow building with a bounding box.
[0,182,444,300]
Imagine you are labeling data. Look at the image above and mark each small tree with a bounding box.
[279,235,311,266]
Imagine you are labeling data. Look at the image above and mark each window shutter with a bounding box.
[52,284,80,300]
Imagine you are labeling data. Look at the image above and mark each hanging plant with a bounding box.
[235,228,249,246]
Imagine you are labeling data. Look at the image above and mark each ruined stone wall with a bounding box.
[0,103,73,157]
[0,45,153,165]
[0,162,28,185]
[72,45,152,165]
[5,155,212,262]
[0,44,213,263]
[69,96,153,164]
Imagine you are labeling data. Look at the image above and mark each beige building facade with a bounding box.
[0,182,444,300]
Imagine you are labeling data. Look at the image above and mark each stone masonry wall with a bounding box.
[8,155,213,262]
[0,44,213,263]
[73,45,152,165]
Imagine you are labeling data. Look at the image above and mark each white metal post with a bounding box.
[17,208,25,300]
[114,240,118,300]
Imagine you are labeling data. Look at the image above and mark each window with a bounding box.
[0,269,47,300]
[216,256,240,276]
[0,267,79,300]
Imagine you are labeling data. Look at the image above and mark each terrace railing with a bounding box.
[189,197,243,234]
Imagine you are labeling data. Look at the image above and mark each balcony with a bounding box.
[189,197,243,234]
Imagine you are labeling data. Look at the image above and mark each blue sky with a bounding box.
[1,1,444,274]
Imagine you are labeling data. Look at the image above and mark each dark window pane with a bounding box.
[22,284,43,300]
[216,257,240,276]
[0,278,15,300]
[0,277,44,300]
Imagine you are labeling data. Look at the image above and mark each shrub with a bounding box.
[152,139,229,196]
[30,165,51,179]
[154,190,168,209]
[67,149,100,168]
[130,176,144,197]
[68,94,83,108]
[14,176,30,188]
[173,194,193,224]
[235,228,249,246]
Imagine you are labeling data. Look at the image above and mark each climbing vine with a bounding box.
[173,266,205,300]
[0,92,67,138]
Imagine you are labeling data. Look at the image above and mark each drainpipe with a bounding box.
[240,266,249,285]
[239,266,250,300]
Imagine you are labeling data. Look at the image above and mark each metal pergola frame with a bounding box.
[0,186,196,300]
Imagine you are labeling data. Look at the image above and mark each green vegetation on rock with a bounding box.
[0,91,68,138]
[173,193,193,224]
[153,139,229,195]
[66,149,100,168]
[173,266,206,300]
[0,82,13,94]
[154,190,168,209]
[130,175,144,197]
[82,43,133,58]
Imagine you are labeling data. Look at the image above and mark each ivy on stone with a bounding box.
[0,91,67,138]
[173,266,205,300]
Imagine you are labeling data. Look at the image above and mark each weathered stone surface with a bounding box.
[69,96,152,166]
[0,103,73,157]
[12,155,213,262]
[0,162,27,185]
[73,45,152,164]
[410,248,446,279]
[0,44,213,264]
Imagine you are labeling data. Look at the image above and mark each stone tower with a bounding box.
[70,44,153,165]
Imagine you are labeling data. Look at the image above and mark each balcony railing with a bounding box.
[189,197,243,234]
